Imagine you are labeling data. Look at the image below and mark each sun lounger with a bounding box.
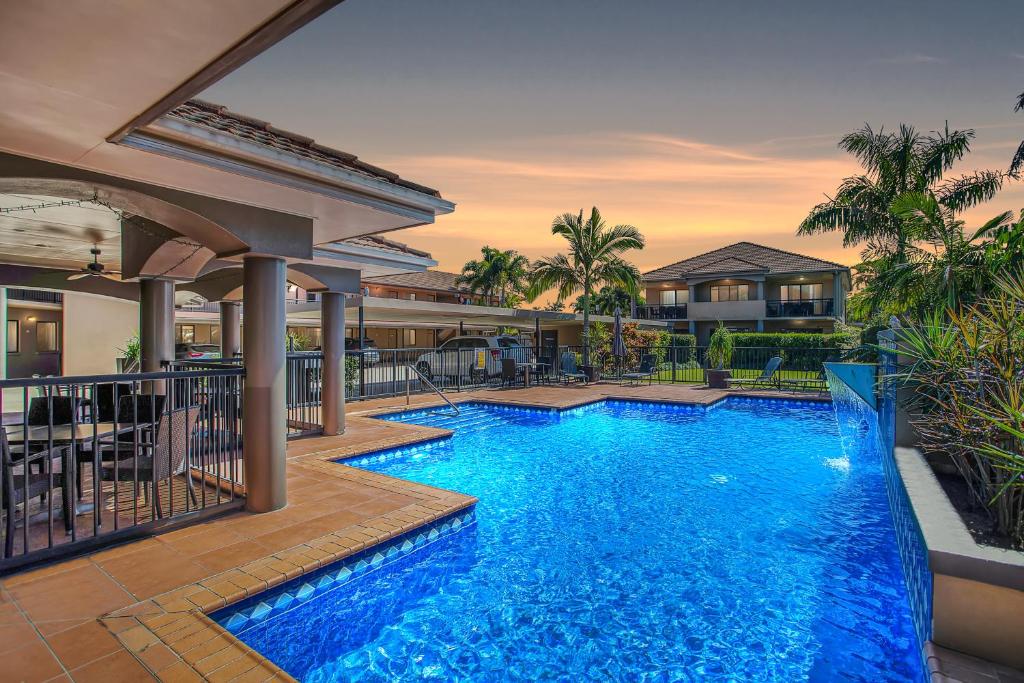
[726,356,783,390]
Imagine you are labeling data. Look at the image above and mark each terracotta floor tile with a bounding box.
[95,544,212,601]
[42,618,121,672]
[158,527,249,558]
[69,649,154,682]
[2,640,66,682]
[32,618,91,638]
[9,564,134,623]
[193,541,272,575]
[0,612,44,656]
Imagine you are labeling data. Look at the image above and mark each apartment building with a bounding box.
[639,242,851,343]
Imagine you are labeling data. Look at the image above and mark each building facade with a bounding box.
[639,242,851,344]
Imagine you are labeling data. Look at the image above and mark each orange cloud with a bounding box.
[374,130,1024,300]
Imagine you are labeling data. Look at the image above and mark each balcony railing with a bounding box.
[0,367,245,572]
[7,289,63,305]
[635,304,687,320]
[765,298,834,317]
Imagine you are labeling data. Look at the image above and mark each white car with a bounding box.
[414,335,533,381]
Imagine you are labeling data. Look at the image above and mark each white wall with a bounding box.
[62,292,138,376]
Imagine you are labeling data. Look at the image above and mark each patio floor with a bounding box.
[1,381,996,682]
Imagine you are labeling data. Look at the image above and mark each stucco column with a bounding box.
[756,281,764,301]
[219,301,242,358]
[243,256,287,512]
[139,278,174,374]
[321,292,346,436]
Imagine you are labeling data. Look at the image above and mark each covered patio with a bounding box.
[0,2,454,572]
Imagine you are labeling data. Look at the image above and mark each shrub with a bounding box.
[898,275,1024,547]
[345,355,360,395]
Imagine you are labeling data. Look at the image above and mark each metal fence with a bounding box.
[346,345,539,401]
[557,344,841,384]
[0,367,245,572]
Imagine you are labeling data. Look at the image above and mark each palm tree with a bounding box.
[574,285,643,316]
[799,123,1003,262]
[1011,91,1024,178]
[526,207,644,365]
[457,246,530,307]
[852,192,1021,317]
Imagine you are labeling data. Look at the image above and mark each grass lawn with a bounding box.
[648,367,825,385]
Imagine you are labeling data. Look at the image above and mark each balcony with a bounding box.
[765,298,834,317]
[636,304,687,320]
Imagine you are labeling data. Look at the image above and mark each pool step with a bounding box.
[410,411,505,434]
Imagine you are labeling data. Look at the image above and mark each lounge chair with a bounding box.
[726,356,783,390]
[782,369,828,395]
[559,352,589,384]
[621,354,658,386]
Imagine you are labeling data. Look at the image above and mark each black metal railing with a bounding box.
[7,289,63,305]
[557,344,841,385]
[286,352,322,437]
[0,367,245,572]
[765,298,834,317]
[635,304,687,320]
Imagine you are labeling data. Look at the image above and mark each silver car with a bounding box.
[414,335,533,380]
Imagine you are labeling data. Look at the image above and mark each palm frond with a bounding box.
[936,170,1004,212]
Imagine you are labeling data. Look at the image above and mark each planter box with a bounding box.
[896,447,1024,670]
[580,365,600,383]
[705,368,731,389]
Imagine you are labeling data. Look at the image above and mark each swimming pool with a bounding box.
[216,398,925,681]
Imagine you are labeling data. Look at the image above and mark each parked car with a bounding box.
[345,337,380,364]
[414,335,533,381]
[175,343,221,360]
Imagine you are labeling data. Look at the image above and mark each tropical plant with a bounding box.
[706,323,734,370]
[896,273,1024,547]
[574,285,644,316]
[526,207,645,364]
[117,332,141,363]
[799,123,1003,255]
[850,193,1023,317]
[457,246,530,307]
[1011,91,1024,178]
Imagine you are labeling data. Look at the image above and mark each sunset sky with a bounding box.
[204,0,1024,280]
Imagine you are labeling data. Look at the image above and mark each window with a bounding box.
[710,284,749,302]
[7,320,18,353]
[403,329,416,346]
[780,283,823,301]
[178,324,195,343]
[659,289,689,305]
[36,321,59,352]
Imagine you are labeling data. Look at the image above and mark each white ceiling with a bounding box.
[0,194,121,271]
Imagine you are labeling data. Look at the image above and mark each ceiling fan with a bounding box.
[68,247,122,281]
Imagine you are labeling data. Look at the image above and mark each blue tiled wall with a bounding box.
[825,362,933,649]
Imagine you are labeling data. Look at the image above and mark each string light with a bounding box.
[0,193,207,278]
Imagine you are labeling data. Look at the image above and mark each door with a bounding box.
[541,330,558,366]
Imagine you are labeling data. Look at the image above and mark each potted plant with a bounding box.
[116,332,141,372]
[705,323,733,388]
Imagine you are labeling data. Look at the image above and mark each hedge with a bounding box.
[727,332,857,371]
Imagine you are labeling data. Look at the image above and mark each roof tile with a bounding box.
[165,100,442,198]
[643,242,848,281]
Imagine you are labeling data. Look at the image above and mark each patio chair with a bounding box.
[499,358,523,388]
[725,356,783,390]
[1,429,71,557]
[535,356,553,385]
[621,354,658,387]
[76,395,166,500]
[97,405,199,518]
[559,352,589,385]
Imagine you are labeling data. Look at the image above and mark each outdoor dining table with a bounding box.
[4,422,139,533]
[516,361,550,388]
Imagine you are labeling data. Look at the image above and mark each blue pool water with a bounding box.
[220,398,924,681]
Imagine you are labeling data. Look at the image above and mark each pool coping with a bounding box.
[95,424,477,682]
[96,390,835,681]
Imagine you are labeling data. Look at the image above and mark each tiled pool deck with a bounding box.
[0,382,1004,682]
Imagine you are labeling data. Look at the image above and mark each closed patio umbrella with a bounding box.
[612,306,625,376]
